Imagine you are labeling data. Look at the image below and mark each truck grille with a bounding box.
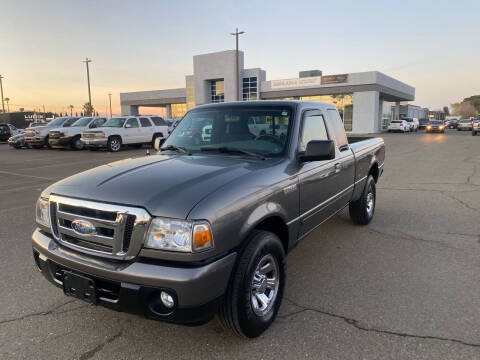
[82,132,96,139]
[49,131,63,139]
[49,195,151,260]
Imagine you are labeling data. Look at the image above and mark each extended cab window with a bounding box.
[299,113,328,152]
[126,118,139,128]
[140,118,152,127]
[92,118,106,127]
[151,117,167,126]
[62,118,77,127]
[327,109,348,149]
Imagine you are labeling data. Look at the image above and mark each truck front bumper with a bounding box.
[32,228,236,324]
[49,136,73,148]
[82,138,107,147]
[25,136,47,146]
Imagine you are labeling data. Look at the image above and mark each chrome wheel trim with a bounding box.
[75,138,84,150]
[110,138,120,151]
[250,254,280,317]
[366,190,374,217]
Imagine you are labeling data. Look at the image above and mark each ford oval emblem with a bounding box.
[71,219,96,236]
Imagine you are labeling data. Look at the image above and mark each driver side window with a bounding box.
[299,113,328,152]
[126,118,139,128]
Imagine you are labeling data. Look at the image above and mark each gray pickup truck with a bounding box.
[32,101,385,338]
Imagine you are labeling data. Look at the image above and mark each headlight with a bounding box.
[439,125,444,129]
[35,130,41,135]
[145,218,213,252]
[63,132,69,137]
[36,197,50,227]
[97,132,106,138]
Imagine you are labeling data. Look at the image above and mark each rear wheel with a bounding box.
[473,130,477,136]
[107,136,122,152]
[349,175,376,225]
[218,230,285,338]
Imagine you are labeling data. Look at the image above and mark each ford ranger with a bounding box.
[32,101,385,338]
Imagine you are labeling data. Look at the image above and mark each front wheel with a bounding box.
[473,131,477,136]
[107,136,122,152]
[71,136,84,150]
[218,230,285,338]
[349,175,376,225]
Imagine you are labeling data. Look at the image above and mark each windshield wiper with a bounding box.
[160,145,191,155]
[200,146,265,160]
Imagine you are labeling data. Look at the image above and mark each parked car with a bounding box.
[168,118,181,134]
[247,117,270,136]
[426,120,445,133]
[81,116,168,152]
[32,101,385,338]
[472,119,480,136]
[49,116,107,150]
[24,117,79,148]
[418,118,430,130]
[387,120,409,133]
[8,133,27,148]
[457,119,473,131]
[403,118,419,132]
[0,123,23,141]
[445,119,458,129]
[28,121,48,128]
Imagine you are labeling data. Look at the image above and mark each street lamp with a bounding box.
[0,75,5,113]
[4,97,10,112]
[83,57,93,115]
[108,93,112,118]
[230,28,245,101]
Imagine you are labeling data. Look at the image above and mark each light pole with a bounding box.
[108,93,112,118]
[83,57,92,115]
[230,28,245,101]
[4,97,10,112]
[0,75,5,113]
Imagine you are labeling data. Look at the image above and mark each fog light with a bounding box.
[160,291,175,308]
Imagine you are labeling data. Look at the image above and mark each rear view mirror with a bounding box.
[299,140,335,162]
[154,137,165,151]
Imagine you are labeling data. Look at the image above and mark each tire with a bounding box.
[472,131,477,136]
[152,134,162,148]
[349,175,376,225]
[71,136,84,150]
[387,130,391,133]
[218,230,286,338]
[32,145,43,149]
[107,136,122,152]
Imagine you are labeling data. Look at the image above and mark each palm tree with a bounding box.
[4,97,10,112]
[68,105,74,116]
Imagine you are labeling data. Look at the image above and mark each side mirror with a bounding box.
[299,140,335,162]
[154,137,165,151]
[125,123,132,128]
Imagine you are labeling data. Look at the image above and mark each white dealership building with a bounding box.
[120,50,415,134]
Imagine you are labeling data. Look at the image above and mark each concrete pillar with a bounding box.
[352,91,379,134]
[165,104,172,119]
[395,101,400,120]
[120,104,139,116]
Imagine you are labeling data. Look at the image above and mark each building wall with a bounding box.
[352,91,379,133]
[193,50,244,105]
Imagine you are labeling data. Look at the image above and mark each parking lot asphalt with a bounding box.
[0,130,479,359]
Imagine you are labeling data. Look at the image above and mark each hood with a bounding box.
[46,154,267,219]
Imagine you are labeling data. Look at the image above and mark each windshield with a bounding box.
[71,117,92,127]
[47,117,68,126]
[430,120,442,125]
[102,117,126,127]
[163,106,293,157]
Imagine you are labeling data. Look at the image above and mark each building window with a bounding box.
[210,79,225,103]
[243,77,257,101]
[186,80,195,110]
[171,103,187,118]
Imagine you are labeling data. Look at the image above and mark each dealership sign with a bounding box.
[271,74,348,89]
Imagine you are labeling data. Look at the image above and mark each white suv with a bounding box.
[49,116,107,150]
[387,120,409,133]
[81,116,168,152]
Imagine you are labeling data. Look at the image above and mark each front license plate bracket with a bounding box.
[62,271,97,304]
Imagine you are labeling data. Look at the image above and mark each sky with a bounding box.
[0,0,479,116]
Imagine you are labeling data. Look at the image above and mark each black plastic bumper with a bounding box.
[49,137,72,148]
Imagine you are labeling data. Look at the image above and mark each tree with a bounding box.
[462,95,480,113]
[68,105,74,116]
[75,112,78,116]
[451,101,476,118]
[442,106,450,116]
[82,102,94,116]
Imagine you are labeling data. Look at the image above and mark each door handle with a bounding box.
[334,163,342,173]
